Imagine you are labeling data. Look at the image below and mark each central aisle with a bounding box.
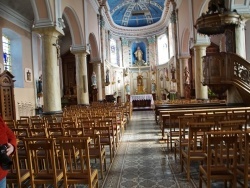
[101,110,195,188]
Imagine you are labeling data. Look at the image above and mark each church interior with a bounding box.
[1,0,250,187]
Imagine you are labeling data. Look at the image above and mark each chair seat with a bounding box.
[34,170,63,180]
[66,169,98,179]
[7,169,30,180]
[182,150,207,159]
[237,164,250,174]
[200,165,234,177]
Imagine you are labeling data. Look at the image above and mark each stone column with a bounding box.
[72,50,90,105]
[39,28,62,114]
[235,21,246,58]
[193,44,209,100]
[92,61,103,101]
[179,56,190,98]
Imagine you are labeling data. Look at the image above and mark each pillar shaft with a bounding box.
[179,57,190,97]
[194,45,208,100]
[75,52,90,105]
[41,29,62,114]
[92,62,103,101]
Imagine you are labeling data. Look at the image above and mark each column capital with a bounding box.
[70,45,90,55]
[178,54,191,60]
[193,43,210,50]
[33,26,64,37]
[90,59,102,64]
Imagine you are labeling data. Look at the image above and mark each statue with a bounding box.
[134,46,146,66]
[207,0,225,14]
[134,46,143,61]
[106,69,109,83]
[91,72,97,87]
[171,64,176,80]
[184,66,190,84]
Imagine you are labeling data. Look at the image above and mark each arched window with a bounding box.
[2,35,12,71]
[110,38,117,65]
[157,34,169,65]
[2,28,23,88]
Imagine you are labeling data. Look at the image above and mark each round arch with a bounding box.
[181,28,190,55]
[89,33,100,62]
[63,7,84,46]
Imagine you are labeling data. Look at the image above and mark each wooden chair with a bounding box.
[7,141,30,188]
[166,112,185,151]
[174,115,200,161]
[181,121,215,181]
[236,130,250,187]
[11,128,29,169]
[84,134,107,179]
[24,138,63,188]
[78,120,95,135]
[94,120,115,162]
[58,137,99,188]
[104,115,121,147]
[199,131,244,187]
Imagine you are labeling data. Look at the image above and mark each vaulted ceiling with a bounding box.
[107,0,166,27]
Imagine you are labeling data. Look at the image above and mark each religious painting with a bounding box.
[24,68,32,82]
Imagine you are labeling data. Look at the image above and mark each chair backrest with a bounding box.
[187,121,215,152]
[31,122,47,129]
[58,137,92,185]
[16,119,29,125]
[63,127,84,137]
[24,138,62,187]
[218,120,246,131]
[78,120,95,135]
[61,121,76,128]
[16,123,30,129]
[28,128,48,138]
[47,122,62,128]
[206,130,244,174]
[47,127,64,138]
[5,119,16,129]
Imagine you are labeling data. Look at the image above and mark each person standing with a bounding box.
[0,116,16,188]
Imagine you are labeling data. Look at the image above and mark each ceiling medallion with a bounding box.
[195,0,241,36]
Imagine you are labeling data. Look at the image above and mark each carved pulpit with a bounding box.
[0,70,16,120]
[137,75,143,94]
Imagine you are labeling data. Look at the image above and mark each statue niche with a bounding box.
[134,46,146,66]
[137,75,144,94]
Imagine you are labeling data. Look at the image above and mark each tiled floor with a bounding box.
[101,110,196,188]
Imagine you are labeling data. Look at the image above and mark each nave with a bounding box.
[102,110,194,188]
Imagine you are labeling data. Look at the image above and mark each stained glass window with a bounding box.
[2,35,11,71]
[110,38,117,65]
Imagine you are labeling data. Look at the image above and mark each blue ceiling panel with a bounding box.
[107,0,165,27]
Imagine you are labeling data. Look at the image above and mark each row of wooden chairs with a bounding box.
[174,117,250,187]
[162,109,249,151]
[8,137,99,188]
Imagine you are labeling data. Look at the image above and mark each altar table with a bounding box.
[130,94,154,109]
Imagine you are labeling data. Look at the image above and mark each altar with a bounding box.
[130,94,154,110]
